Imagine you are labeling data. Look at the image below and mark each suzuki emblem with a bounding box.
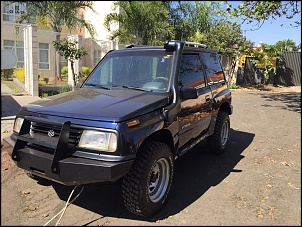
[48,130,55,137]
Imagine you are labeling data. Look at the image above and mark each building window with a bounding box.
[2,1,27,23]
[93,50,102,65]
[3,40,24,68]
[2,1,34,23]
[39,43,49,69]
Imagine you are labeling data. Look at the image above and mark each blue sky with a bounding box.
[226,1,301,46]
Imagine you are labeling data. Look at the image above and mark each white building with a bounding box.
[1,1,120,82]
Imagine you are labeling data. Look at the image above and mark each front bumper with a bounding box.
[14,146,133,185]
[3,119,134,186]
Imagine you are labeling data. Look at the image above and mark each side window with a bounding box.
[179,54,205,89]
[200,52,225,85]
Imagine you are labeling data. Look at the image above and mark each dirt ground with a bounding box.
[1,85,301,226]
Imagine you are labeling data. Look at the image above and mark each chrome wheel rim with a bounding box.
[148,158,170,203]
[221,120,229,147]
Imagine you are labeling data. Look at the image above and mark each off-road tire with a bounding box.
[208,111,230,154]
[122,140,173,217]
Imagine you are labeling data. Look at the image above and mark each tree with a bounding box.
[275,38,300,52]
[9,1,96,80]
[226,1,301,30]
[167,1,220,41]
[52,38,88,89]
[251,38,299,84]
[166,1,253,84]
[251,43,279,84]
[104,1,174,45]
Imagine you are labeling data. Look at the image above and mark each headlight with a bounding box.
[78,130,117,152]
[13,117,24,134]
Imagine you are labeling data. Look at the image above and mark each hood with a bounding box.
[22,88,171,122]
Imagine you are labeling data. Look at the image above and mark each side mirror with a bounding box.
[180,86,198,100]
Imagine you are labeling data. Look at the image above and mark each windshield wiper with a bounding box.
[84,83,112,90]
[111,84,153,92]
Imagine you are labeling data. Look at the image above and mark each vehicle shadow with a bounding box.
[260,92,301,113]
[49,128,255,223]
[1,95,21,118]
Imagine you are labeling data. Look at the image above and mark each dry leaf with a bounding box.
[280,161,290,166]
[288,182,299,190]
[260,195,269,203]
[267,184,273,189]
[42,213,49,218]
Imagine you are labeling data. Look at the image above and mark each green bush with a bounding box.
[1,68,14,81]
[61,66,68,80]
[61,66,92,80]
[228,84,240,89]
[39,89,59,98]
[82,66,92,80]
[58,85,73,93]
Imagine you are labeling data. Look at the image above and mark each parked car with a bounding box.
[4,40,233,217]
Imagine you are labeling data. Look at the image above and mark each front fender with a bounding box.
[116,109,167,156]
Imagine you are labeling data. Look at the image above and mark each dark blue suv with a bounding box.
[6,40,233,217]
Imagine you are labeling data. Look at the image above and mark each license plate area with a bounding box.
[11,117,71,174]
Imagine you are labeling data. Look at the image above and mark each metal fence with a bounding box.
[274,52,301,86]
[236,52,301,86]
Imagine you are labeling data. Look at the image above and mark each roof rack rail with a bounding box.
[184,41,209,49]
[126,44,151,48]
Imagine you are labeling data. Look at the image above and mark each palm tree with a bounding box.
[275,38,299,52]
[104,1,174,45]
[10,1,96,80]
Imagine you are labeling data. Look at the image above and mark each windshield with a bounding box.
[83,49,174,92]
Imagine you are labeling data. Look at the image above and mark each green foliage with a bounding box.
[81,66,92,80]
[43,76,49,84]
[1,68,14,80]
[9,1,96,81]
[249,38,299,83]
[9,1,96,37]
[227,1,301,30]
[170,1,223,41]
[228,84,240,89]
[198,21,254,57]
[53,38,88,88]
[53,38,88,63]
[104,1,174,45]
[275,38,300,52]
[58,85,73,93]
[41,93,49,98]
[61,66,68,79]
[61,66,92,80]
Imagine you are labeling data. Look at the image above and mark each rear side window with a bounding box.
[179,54,205,89]
[200,52,225,85]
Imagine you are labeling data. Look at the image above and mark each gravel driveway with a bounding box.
[1,88,301,226]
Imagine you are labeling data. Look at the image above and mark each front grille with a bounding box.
[29,121,83,153]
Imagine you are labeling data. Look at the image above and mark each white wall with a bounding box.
[85,1,119,41]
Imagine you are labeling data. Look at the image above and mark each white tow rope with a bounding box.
[44,184,84,226]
